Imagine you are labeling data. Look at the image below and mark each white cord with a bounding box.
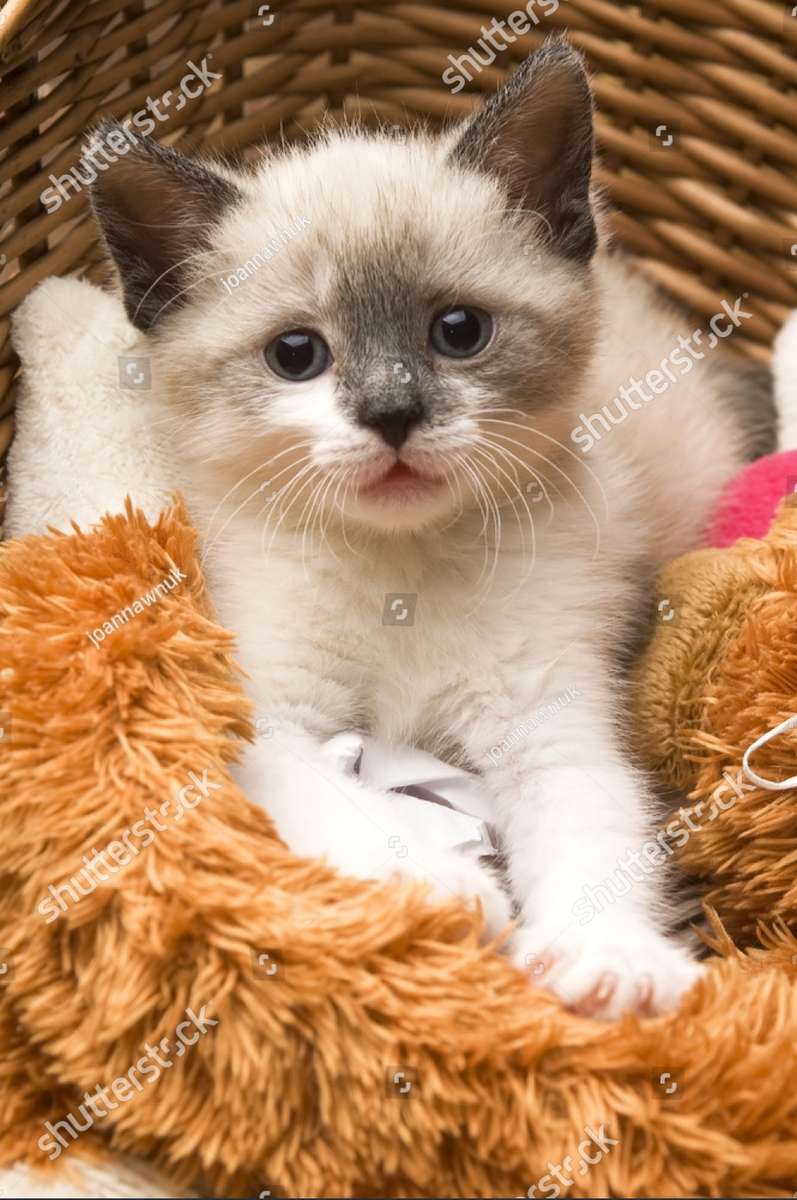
[742,713,797,790]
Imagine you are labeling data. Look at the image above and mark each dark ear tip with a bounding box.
[85,120,200,183]
[85,118,139,170]
[89,116,124,138]
[519,35,591,89]
[535,33,588,66]
[85,120,136,206]
[494,37,591,117]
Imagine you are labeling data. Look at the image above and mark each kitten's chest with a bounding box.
[210,520,556,739]
[252,542,490,724]
[357,609,466,739]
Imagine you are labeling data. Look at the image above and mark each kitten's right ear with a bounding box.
[449,39,596,263]
[89,123,243,331]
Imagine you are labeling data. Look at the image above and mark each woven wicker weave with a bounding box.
[1,0,796,505]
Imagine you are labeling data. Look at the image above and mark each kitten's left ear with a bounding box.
[449,38,596,262]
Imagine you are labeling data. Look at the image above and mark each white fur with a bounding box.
[0,1156,191,1199]
[774,309,797,450]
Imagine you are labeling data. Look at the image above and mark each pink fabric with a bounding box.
[706,450,797,548]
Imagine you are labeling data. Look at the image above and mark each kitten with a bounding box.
[90,39,775,1019]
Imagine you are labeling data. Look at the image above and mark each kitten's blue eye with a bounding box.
[264,329,329,380]
[430,307,493,358]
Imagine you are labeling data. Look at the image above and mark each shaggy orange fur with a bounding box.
[0,498,796,1197]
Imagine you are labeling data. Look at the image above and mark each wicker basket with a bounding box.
[1,0,796,518]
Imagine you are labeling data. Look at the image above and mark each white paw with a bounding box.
[392,848,513,939]
[513,920,703,1019]
[352,835,511,936]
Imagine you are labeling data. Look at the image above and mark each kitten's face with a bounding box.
[92,41,598,534]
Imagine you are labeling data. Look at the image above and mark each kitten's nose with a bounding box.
[359,401,425,450]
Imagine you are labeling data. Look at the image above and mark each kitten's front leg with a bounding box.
[472,676,703,1018]
[235,727,512,936]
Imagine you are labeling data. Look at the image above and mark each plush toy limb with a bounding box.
[6,277,174,539]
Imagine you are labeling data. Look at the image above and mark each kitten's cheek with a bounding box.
[267,373,340,435]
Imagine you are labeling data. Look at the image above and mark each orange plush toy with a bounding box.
[0,496,796,1199]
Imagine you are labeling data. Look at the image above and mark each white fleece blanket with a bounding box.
[6,277,176,540]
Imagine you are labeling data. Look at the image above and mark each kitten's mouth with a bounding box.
[357,460,445,503]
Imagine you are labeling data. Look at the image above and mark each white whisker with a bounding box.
[479,416,604,558]
[200,441,311,565]
[261,462,320,562]
[471,440,537,592]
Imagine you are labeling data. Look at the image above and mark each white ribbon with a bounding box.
[742,714,797,790]
[323,732,496,854]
